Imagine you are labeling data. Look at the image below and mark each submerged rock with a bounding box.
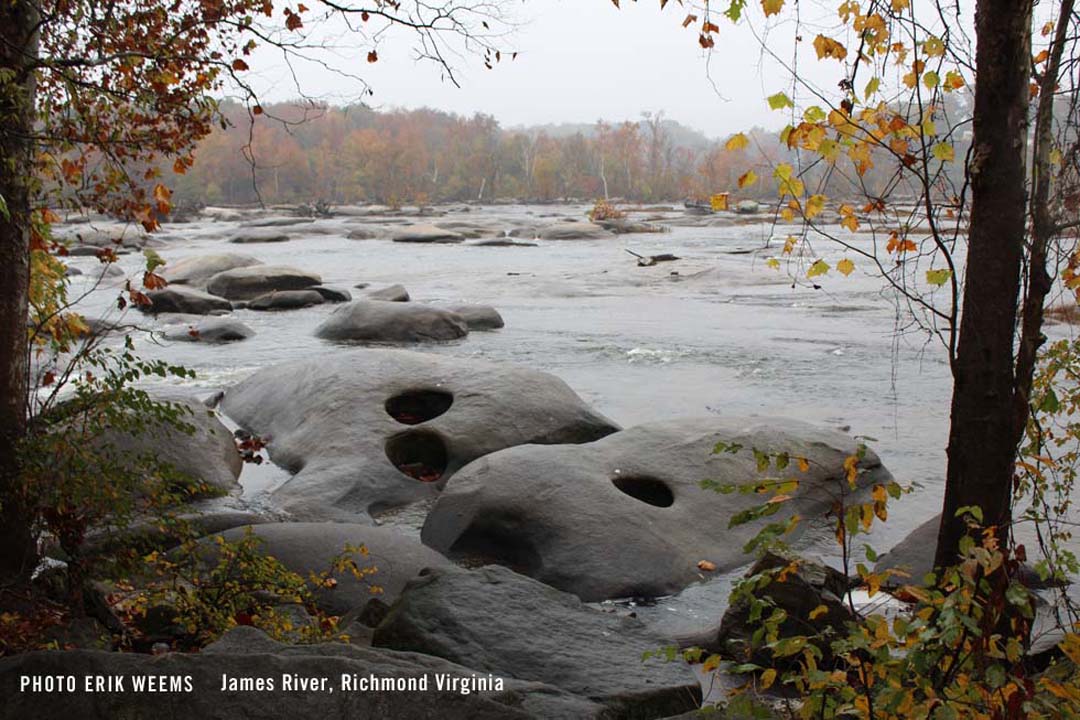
[138,287,232,315]
[391,224,464,243]
[366,284,410,302]
[373,565,701,719]
[314,301,467,342]
[228,229,291,244]
[163,317,254,343]
[248,289,326,311]
[423,417,891,601]
[442,304,504,330]
[537,221,614,240]
[219,350,619,520]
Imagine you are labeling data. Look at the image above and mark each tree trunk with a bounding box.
[0,0,39,588]
[935,0,1034,568]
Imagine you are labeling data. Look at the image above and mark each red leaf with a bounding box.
[367,50,378,63]
[232,59,249,72]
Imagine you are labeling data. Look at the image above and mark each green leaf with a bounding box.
[1039,388,1060,413]
[144,248,166,273]
[925,268,952,286]
[955,505,983,523]
[863,77,880,100]
[767,92,794,111]
[932,142,955,162]
[724,0,748,22]
[864,544,878,562]
[803,105,826,123]
[807,259,830,278]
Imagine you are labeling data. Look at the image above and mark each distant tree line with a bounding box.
[174,101,964,207]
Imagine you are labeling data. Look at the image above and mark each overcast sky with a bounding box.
[246,0,839,139]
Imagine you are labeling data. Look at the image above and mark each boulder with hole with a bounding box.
[422,417,891,601]
[219,350,620,520]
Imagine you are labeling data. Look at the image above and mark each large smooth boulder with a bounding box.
[162,253,262,286]
[97,394,242,496]
[163,317,254,343]
[138,287,232,315]
[442,304,504,330]
[391,224,464,243]
[423,418,891,601]
[206,265,322,301]
[248,289,326,311]
[219,350,620,520]
[0,627,604,720]
[314,301,468,343]
[374,565,701,719]
[366,284,410,302]
[537,221,614,240]
[228,229,290,244]
[212,523,453,615]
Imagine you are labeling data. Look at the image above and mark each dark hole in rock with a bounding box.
[385,430,448,483]
[448,518,541,576]
[385,389,454,425]
[611,475,674,507]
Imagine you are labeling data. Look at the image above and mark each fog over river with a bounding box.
[60,202,971,640]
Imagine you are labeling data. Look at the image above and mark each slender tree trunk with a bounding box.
[935,0,1034,568]
[0,0,39,588]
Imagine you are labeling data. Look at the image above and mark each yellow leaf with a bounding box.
[925,268,952,286]
[760,668,777,689]
[864,77,880,100]
[797,457,810,472]
[809,604,829,620]
[837,258,855,276]
[766,257,781,270]
[697,560,717,572]
[737,170,758,188]
[923,36,945,57]
[932,142,955,162]
[805,194,826,219]
[760,0,784,16]
[807,259,830,278]
[780,208,795,221]
[890,0,909,10]
[725,133,750,151]
[813,35,848,61]
[840,215,859,232]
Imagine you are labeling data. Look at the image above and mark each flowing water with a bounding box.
[59,203,999,640]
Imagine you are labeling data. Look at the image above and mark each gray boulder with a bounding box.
[442,304,504,330]
[163,317,254,343]
[391,224,464,243]
[314,301,467,343]
[537,221,614,240]
[248,289,326,311]
[0,626,604,720]
[423,418,891,601]
[366,284,410,302]
[310,286,352,302]
[206,265,322,300]
[138,287,232,315]
[219,350,620,520]
[228,229,291,244]
[347,226,380,240]
[97,394,242,496]
[374,565,701,718]
[162,253,262,286]
[212,523,453,615]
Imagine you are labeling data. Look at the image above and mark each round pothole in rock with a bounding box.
[384,389,454,425]
[385,430,449,483]
[611,475,674,507]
